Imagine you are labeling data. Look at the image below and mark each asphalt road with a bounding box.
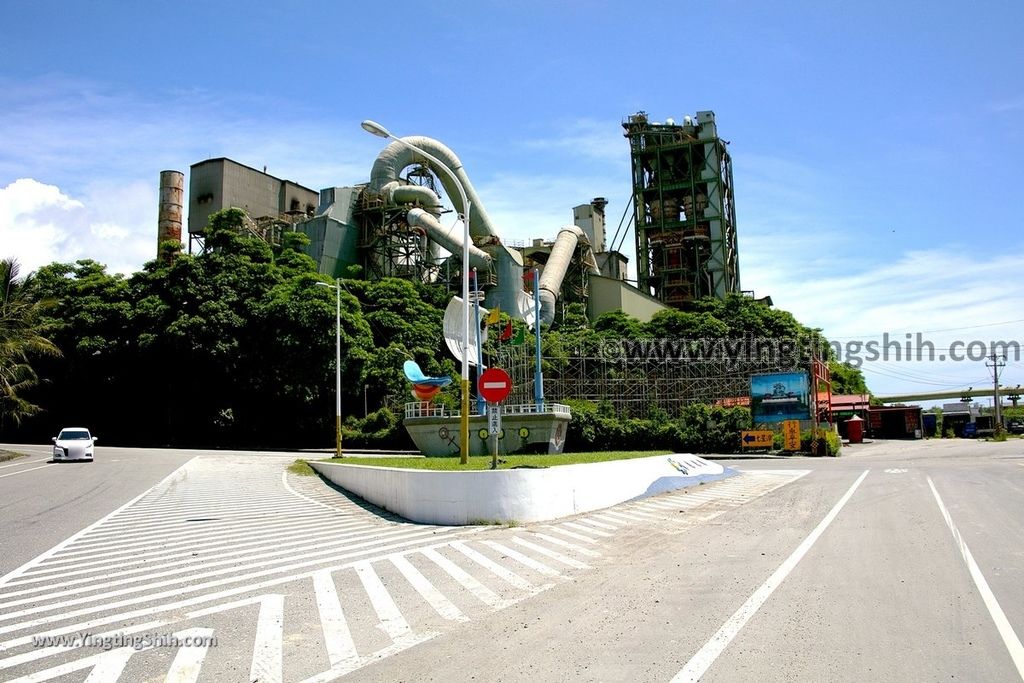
[0,439,1021,682]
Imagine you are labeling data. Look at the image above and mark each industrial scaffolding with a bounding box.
[623,111,741,306]
[483,340,828,420]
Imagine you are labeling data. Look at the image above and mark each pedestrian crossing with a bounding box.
[0,457,807,682]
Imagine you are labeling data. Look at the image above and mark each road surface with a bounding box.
[0,438,1021,682]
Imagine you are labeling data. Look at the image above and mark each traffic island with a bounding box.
[309,454,736,526]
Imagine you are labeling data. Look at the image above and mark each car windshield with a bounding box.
[58,430,91,440]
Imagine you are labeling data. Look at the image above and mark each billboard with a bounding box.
[750,372,810,423]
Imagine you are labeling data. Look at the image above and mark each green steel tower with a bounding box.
[623,111,740,306]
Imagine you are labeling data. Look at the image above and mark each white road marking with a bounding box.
[528,533,601,558]
[355,563,415,641]
[164,627,215,683]
[560,521,613,538]
[3,646,136,683]
[420,547,508,609]
[671,469,869,683]
[250,595,284,683]
[884,468,908,474]
[313,571,358,668]
[481,541,562,578]
[511,537,590,569]
[541,525,601,544]
[0,465,55,479]
[0,619,167,671]
[0,458,46,469]
[450,541,539,592]
[928,476,1024,680]
[388,554,468,622]
[0,457,197,587]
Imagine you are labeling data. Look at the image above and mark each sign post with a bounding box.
[478,368,513,469]
[782,420,801,452]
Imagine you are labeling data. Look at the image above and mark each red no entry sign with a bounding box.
[478,368,513,403]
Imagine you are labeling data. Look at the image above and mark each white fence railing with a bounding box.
[404,402,571,419]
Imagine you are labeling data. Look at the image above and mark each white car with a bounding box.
[52,428,97,462]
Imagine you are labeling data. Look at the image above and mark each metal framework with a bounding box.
[354,193,441,284]
[623,111,740,306]
[484,340,826,420]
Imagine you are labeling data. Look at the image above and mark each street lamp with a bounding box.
[361,119,473,465]
[315,279,342,458]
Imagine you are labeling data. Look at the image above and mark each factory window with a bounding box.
[306,203,315,216]
[197,192,214,205]
[290,198,301,211]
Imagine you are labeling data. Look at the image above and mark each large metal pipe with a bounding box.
[538,225,600,326]
[406,208,491,270]
[383,182,443,214]
[370,136,498,237]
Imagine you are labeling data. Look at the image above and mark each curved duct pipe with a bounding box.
[407,208,492,271]
[538,225,601,327]
[370,136,498,237]
[382,182,443,215]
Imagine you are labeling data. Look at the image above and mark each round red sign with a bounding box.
[478,368,513,403]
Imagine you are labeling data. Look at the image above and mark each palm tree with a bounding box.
[0,258,60,426]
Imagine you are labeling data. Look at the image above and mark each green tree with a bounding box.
[828,360,869,395]
[0,259,61,425]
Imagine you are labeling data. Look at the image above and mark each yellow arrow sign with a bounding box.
[741,430,773,448]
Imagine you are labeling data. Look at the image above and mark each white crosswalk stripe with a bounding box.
[0,458,806,682]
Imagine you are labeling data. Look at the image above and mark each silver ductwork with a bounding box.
[406,208,492,270]
[369,136,498,237]
[382,182,443,214]
[538,225,600,326]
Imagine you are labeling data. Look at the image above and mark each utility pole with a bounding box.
[986,353,1006,433]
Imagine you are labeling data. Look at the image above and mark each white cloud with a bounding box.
[0,178,156,276]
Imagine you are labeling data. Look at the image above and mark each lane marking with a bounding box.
[0,458,47,470]
[420,547,508,609]
[164,627,215,683]
[313,571,358,668]
[0,465,55,479]
[249,595,284,683]
[0,619,167,671]
[355,562,415,641]
[671,469,869,683]
[0,457,198,587]
[481,541,562,578]
[511,537,589,570]
[388,554,468,622]
[450,541,539,593]
[928,476,1024,679]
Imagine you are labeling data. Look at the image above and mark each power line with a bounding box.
[826,318,1024,339]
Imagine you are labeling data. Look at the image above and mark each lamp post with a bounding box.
[361,120,473,465]
[315,279,342,458]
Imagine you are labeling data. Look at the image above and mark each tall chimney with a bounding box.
[158,170,184,262]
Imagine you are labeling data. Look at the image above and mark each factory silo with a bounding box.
[158,170,185,261]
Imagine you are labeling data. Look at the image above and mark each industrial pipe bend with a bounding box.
[369,136,498,237]
[537,225,592,327]
[406,208,492,271]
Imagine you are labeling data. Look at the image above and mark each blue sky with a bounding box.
[2,0,1022,399]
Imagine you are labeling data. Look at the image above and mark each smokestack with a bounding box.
[158,170,184,262]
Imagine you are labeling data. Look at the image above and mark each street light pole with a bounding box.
[315,279,343,457]
[361,120,473,465]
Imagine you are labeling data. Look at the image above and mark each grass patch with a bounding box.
[287,459,316,476]
[321,450,672,471]
[0,449,28,463]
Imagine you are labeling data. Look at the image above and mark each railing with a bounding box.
[404,402,571,419]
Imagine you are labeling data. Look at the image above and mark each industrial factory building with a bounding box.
[171,112,747,326]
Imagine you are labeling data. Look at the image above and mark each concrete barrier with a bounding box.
[309,454,735,526]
